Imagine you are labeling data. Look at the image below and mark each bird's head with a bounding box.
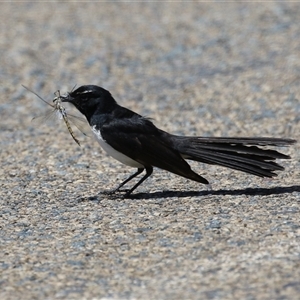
[61,85,117,120]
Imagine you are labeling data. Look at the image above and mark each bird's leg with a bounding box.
[111,168,145,193]
[123,167,153,197]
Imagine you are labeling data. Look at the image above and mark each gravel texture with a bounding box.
[1,3,300,300]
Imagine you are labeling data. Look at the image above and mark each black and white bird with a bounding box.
[61,85,296,197]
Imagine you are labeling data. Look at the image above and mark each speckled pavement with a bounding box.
[1,3,300,300]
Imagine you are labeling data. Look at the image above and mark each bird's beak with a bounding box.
[60,93,73,103]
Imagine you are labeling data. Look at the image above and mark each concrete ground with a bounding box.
[0,3,299,300]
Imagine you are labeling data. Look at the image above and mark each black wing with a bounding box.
[101,116,208,184]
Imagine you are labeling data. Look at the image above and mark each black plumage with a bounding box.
[61,85,296,196]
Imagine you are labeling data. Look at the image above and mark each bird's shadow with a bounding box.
[84,185,300,201]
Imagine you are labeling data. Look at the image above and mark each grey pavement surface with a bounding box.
[1,3,300,300]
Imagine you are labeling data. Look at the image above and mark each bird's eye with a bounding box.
[72,90,92,101]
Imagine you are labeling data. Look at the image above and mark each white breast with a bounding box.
[91,125,143,168]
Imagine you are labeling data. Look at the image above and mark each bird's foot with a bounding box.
[100,188,133,199]
[100,189,116,195]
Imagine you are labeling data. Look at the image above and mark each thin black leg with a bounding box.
[113,168,144,193]
[124,167,153,197]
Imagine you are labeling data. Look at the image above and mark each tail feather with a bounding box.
[189,142,289,159]
[176,137,296,178]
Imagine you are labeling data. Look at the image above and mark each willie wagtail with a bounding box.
[61,85,296,197]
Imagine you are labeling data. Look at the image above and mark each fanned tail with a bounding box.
[176,137,296,178]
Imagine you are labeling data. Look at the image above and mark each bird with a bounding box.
[60,85,296,197]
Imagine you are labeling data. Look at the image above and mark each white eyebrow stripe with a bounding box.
[79,90,93,94]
